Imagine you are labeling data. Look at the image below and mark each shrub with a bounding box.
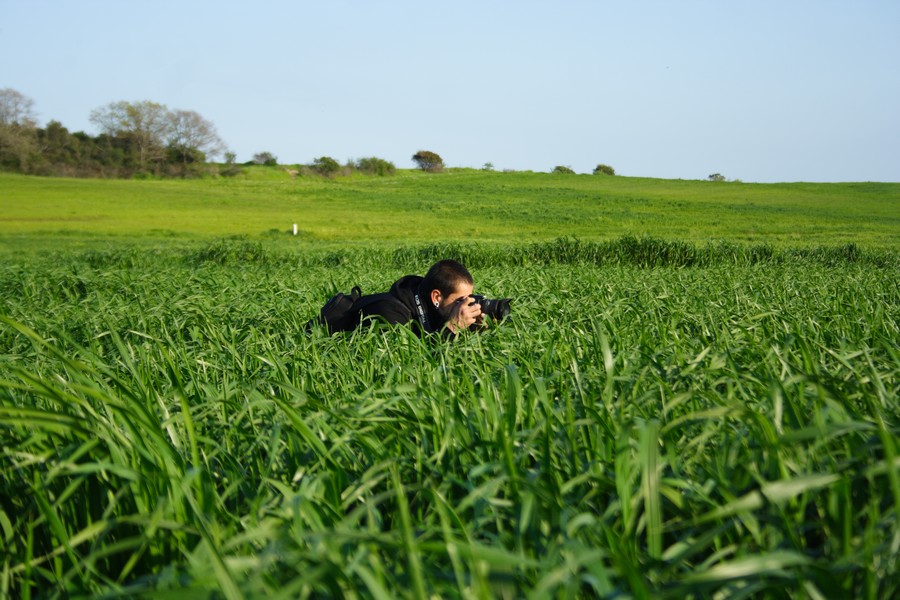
[593,164,615,176]
[355,156,396,176]
[552,165,575,174]
[412,150,444,172]
[166,145,205,165]
[708,173,726,182]
[220,152,242,177]
[311,156,341,177]
[252,151,278,166]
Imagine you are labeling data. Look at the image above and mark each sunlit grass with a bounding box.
[2,169,899,251]
[1,240,897,597]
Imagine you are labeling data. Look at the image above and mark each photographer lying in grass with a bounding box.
[309,259,511,336]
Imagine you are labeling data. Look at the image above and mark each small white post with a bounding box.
[293,223,298,236]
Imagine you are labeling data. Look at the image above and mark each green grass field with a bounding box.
[1,170,898,597]
[2,169,899,251]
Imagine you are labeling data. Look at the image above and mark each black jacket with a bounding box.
[355,275,448,335]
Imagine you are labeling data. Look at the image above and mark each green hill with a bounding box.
[1,169,898,253]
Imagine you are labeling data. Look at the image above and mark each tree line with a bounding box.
[1,87,618,179]
[0,88,226,178]
[0,88,409,179]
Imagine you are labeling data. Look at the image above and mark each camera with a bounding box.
[469,294,512,321]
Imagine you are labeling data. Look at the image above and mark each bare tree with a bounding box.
[0,88,39,171]
[90,100,172,171]
[0,88,37,126]
[167,109,226,164]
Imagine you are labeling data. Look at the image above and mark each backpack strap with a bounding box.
[412,293,430,330]
[307,285,364,334]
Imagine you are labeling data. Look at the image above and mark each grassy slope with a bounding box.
[1,169,898,252]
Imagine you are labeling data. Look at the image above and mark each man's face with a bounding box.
[432,281,474,319]
[439,282,474,310]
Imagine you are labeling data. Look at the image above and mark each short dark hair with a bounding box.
[421,259,473,297]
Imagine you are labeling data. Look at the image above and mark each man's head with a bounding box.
[421,259,474,312]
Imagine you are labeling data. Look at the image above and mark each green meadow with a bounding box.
[1,169,898,598]
[2,169,898,251]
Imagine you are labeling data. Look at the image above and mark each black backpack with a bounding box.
[307,286,363,334]
[306,286,411,335]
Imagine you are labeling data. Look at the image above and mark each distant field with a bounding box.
[1,169,898,252]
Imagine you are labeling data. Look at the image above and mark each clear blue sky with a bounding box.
[2,0,899,182]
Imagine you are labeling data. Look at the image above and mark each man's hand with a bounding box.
[448,297,482,333]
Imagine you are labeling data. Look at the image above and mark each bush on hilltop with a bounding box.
[355,156,396,176]
[412,150,444,173]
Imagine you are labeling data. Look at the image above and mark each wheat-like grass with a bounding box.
[1,241,897,597]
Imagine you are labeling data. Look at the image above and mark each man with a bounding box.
[354,259,483,335]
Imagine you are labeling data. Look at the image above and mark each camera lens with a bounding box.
[472,296,511,321]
